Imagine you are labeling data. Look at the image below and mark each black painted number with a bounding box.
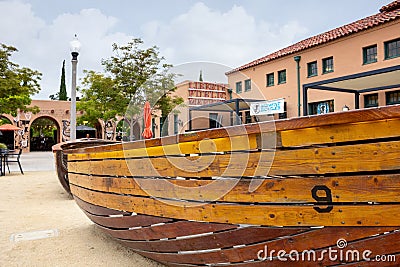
[311,185,333,213]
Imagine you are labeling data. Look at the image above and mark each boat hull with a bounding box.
[59,105,400,266]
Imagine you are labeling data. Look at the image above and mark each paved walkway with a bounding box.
[8,151,55,173]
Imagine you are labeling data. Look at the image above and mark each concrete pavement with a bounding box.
[8,151,55,173]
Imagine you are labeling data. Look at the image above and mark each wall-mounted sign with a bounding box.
[317,102,329,114]
[250,98,285,116]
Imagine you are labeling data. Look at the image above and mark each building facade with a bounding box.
[162,80,231,134]
[226,1,400,118]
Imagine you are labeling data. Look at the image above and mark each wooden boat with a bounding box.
[56,105,400,266]
[52,139,117,196]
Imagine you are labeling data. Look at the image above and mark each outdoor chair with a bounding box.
[6,149,23,175]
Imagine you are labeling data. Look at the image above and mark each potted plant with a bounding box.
[0,143,8,153]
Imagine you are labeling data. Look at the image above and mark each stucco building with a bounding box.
[226,0,400,118]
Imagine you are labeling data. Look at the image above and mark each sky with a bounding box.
[0,0,391,99]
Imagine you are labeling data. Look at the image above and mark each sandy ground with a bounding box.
[0,152,164,267]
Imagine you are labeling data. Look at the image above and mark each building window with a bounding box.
[363,45,377,64]
[245,111,251,124]
[209,113,221,128]
[266,73,274,87]
[278,70,286,84]
[364,93,378,108]
[385,38,400,59]
[244,79,251,92]
[307,61,318,77]
[236,81,242,93]
[278,102,287,119]
[322,57,334,74]
[386,90,400,105]
[309,100,334,115]
[152,118,156,138]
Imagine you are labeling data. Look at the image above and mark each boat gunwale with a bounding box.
[61,104,400,154]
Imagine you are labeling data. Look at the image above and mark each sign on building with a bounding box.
[250,98,285,116]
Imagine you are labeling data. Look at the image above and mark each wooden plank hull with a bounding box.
[57,105,400,266]
[52,139,118,196]
[75,197,400,266]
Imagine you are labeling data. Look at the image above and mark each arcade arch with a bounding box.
[29,116,60,151]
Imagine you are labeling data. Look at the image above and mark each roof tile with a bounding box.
[227,1,400,74]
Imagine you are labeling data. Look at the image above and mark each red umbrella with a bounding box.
[0,124,21,131]
[142,101,153,139]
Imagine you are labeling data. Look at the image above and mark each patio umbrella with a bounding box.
[142,101,153,139]
[0,124,21,131]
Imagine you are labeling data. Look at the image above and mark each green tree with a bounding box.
[0,44,41,115]
[77,70,120,136]
[102,38,177,140]
[143,68,184,136]
[78,38,184,140]
[50,60,67,100]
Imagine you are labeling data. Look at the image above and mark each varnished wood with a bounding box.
[132,227,397,265]
[98,220,237,241]
[74,197,130,216]
[82,210,173,228]
[118,227,306,252]
[53,150,71,195]
[64,105,400,156]
[71,185,400,226]
[69,140,400,177]
[69,174,400,203]
[280,118,400,147]
[68,134,260,161]
[56,105,400,266]
[67,118,400,162]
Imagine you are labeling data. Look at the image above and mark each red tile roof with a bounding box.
[226,1,400,75]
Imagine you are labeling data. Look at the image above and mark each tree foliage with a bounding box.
[79,38,183,139]
[50,60,68,100]
[0,44,41,115]
[77,70,120,128]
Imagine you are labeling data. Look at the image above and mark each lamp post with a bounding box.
[70,34,81,141]
[294,56,301,117]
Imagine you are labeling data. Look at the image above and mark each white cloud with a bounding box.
[0,1,309,99]
[0,1,132,99]
[141,2,309,69]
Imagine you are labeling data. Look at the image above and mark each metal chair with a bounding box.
[6,149,23,174]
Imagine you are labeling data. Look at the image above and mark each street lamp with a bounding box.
[70,34,81,141]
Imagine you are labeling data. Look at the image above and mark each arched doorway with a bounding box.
[30,117,60,151]
[0,116,15,149]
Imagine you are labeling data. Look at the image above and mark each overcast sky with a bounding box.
[0,0,390,99]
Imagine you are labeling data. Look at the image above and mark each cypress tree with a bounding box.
[59,60,67,100]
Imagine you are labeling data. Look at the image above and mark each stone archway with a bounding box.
[29,116,60,151]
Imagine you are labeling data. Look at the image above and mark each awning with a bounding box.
[303,65,400,115]
[0,124,21,131]
[76,125,96,131]
[188,98,263,130]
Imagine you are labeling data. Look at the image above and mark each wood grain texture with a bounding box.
[82,210,173,228]
[118,227,306,252]
[98,220,237,241]
[53,150,71,195]
[69,174,400,203]
[68,140,400,178]
[280,118,400,147]
[71,185,400,226]
[132,227,397,265]
[64,105,400,156]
